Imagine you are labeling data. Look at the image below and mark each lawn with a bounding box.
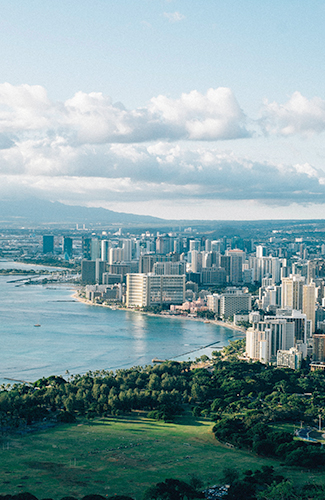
[1,413,324,499]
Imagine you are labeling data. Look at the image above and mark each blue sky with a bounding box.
[1,0,325,220]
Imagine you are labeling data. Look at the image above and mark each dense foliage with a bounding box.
[223,466,325,500]
[2,472,325,500]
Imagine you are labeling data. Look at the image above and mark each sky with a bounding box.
[1,0,325,220]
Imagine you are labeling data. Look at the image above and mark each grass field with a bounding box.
[1,413,324,499]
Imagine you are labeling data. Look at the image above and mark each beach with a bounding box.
[72,289,246,335]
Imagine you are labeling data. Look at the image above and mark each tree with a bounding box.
[221,467,240,485]
[143,478,204,500]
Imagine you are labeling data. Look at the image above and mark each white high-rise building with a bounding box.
[207,293,221,314]
[101,240,110,261]
[126,274,185,308]
[256,245,265,258]
[189,250,202,273]
[281,274,305,310]
[303,282,316,333]
[122,239,132,261]
[109,247,123,265]
[261,285,281,310]
[205,239,211,252]
[126,274,148,308]
[271,257,281,284]
[189,239,200,251]
[91,238,100,261]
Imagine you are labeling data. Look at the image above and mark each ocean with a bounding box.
[0,261,242,385]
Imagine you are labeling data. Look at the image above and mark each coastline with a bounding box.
[72,290,246,336]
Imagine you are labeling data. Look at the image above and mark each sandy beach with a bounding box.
[72,290,246,335]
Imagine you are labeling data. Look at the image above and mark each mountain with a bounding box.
[0,198,163,227]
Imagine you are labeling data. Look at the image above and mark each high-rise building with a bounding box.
[109,247,123,264]
[81,260,96,284]
[256,245,266,258]
[271,257,281,284]
[313,334,325,362]
[101,240,110,261]
[82,237,92,260]
[226,249,244,284]
[63,237,73,258]
[122,239,132,261]
[220,255,231,282]
[95,259,107,284]
[303,282,316,333]
[91,238,100,261]
[273,309,308,343]
[281,274,305,310]
[207,294,220,314]
[43,235,54,254]
[139,254,157,273]
[147,275,185,306]
[201,267,227,286]
[189,239,201,252]
[219,289,251,319]
[156,235,171,254]
[126,274,185,307]
[260,285,281,310]
[189,250,202,273]
[126,274,148,308]
[205,239,211,252]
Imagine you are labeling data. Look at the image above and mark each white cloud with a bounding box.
[0,84,250,144]
[149,88,249,140]
[0,82,53,132]
[1,138,325,207]
[163,11,185,23]
[260,91,325,136]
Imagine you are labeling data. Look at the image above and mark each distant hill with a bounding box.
[0,198,162,227]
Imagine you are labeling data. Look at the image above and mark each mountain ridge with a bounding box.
[0,198,163,226]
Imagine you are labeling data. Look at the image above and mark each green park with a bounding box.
[1,343,325,499]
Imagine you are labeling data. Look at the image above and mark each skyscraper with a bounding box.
[303,282,316,333]
[43,235,54,254]
[281,274,305,311]
[226,249,244,284]
[63,237,73,258]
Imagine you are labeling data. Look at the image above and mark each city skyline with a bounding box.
[1,1,325,220]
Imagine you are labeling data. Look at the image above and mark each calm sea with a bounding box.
[0,261,242,385]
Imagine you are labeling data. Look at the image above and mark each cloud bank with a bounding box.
[1,83,325,213]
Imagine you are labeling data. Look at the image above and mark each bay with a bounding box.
[0,261,242,385]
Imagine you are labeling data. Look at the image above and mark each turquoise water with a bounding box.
[0,261,241,385]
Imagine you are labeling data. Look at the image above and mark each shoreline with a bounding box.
[72,290,246,336]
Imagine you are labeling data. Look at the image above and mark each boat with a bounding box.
[34,324,41,327]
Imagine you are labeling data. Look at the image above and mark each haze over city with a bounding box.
[0,1,325,220]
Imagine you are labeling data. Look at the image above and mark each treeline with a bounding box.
[0,478,203,500]
[3,472,325,500]
[0,493,134,500]
[0,361,192,427]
